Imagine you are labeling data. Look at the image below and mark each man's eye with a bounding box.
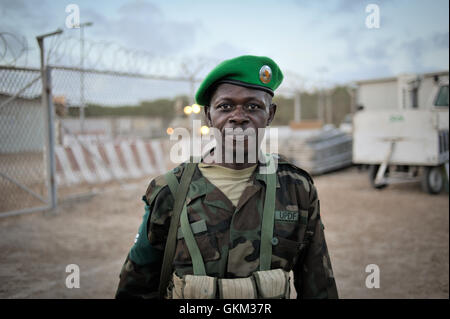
[218,104,232,110]
[247,104,260,110]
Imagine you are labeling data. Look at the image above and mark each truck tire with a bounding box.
[369,165,388,189]
[421,166,444,195]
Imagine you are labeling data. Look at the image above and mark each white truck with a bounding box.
[352,80,449,194]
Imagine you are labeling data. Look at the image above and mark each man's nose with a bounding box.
[229,105,249,125]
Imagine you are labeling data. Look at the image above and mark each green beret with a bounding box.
[195,55,284,106]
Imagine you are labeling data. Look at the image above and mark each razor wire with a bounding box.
[0,32,314,92]
[0,31,218,80]
[46,35,220,80]
[0,32,31,67]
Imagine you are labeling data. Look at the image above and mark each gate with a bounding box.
[0,66,55,217]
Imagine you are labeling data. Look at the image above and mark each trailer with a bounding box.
[353,81,449,194]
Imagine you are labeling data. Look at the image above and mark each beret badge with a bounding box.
[259,65,272,84]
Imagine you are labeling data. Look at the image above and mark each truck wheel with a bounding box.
[421,166,444,194]
[369,165,388,189]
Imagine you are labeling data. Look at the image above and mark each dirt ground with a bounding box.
[0,166,448,299]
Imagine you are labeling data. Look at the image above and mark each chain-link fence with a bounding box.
[0,63,200,215]
[49,66,193,188]
[0,66,51,216]
[1,64,198,217]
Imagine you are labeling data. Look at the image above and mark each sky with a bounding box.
[0,0,449,102]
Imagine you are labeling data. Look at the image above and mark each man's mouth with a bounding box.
[231,132,248,141]
[224,129,253,141]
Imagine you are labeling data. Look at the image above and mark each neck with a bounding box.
[203,150,258,170]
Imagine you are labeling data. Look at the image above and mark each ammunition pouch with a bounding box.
[168,268,291,299]
[252,268,291,299]
[170,273,217,299]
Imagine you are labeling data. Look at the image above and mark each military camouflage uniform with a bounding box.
[115,155,338,299]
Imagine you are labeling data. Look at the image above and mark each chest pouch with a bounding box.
[170,272,217,299]
[218,276,258,299]
[169,268,291,299]
[252,268,291,299]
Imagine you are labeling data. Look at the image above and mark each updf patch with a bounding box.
[275,210,299,222]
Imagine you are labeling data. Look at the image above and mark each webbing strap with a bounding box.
[164,170,179,196]
[259,155,277,271]
[158,162,196,299]
[180,204,207,275]
[165,169,207,275]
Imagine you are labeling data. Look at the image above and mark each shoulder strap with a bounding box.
[179,203,207,275]
[164,169,179,196]
[259,154,277,271]
[158,162,196,299]
[164,167,207,276]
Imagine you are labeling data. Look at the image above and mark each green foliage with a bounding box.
[271,95,294,126]
[271,87,352,126]
[67,96,191,118]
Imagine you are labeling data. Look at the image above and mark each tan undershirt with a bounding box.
[198,163,257,207]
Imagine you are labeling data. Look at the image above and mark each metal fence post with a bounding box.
[37,30,61,211]
[44,66,57,209]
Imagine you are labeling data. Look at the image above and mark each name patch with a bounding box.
[275,210,299,222]
[177,219,207,239]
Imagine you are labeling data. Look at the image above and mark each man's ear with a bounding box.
[204,106,212,126]
[267,103,277,126]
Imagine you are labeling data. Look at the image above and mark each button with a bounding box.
[271,237,279,246]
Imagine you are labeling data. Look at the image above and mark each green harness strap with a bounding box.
[164,167,207,276]
[180,203,207,275]
[259,154,277,271]
[164,170,179,196]
[158,162,196,299]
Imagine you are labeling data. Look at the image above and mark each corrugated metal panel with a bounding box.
[277,126,353,175]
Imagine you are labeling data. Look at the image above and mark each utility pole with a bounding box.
[316,67,328,125]
[318,90,325,124]
[346,85,357,114]
[294,91,302,123]
[325,89,333,125]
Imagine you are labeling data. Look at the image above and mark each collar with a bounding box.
[185,154,280,213]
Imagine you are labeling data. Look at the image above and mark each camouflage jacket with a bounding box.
[115,155,338,299]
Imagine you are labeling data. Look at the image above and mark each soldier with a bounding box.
[115,55,338,299]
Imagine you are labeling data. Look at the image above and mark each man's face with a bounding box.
[205,83,276,160]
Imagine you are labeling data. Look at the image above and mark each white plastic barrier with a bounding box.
[135,139,157,175]
[86,142,112,183]
[120,141,142,179]
[55,139,167,186]
[55,146,81,185]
